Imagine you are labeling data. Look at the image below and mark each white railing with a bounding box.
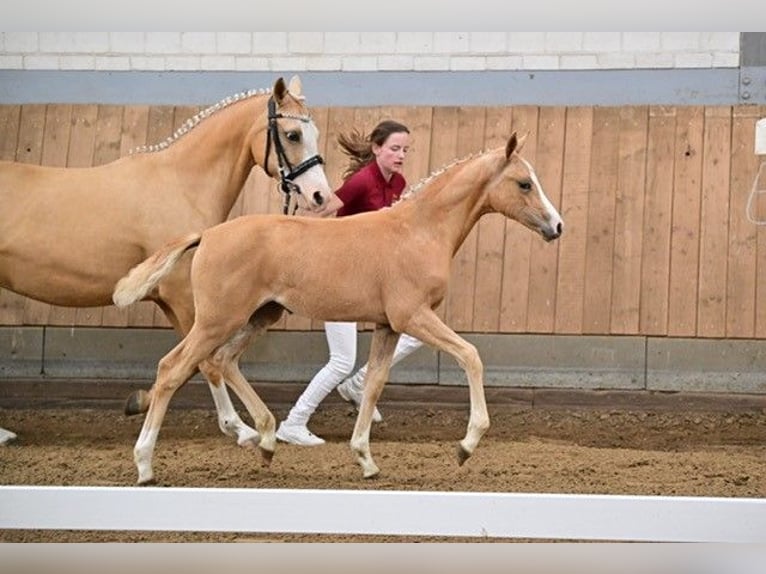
[1,485,764,542]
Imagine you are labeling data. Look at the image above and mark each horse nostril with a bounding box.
[556,222,563,236]
[313,191,324,205]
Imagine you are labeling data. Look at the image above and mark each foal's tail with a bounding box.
[113,232,202,307]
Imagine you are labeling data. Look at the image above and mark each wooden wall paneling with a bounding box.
[42,105,77,326]
[119,105,164,329]
[754,107,766,337]
[609,107,649,334]
[554,107,594,334]
[0,105,21,159]
[639,107,676,336]
[70,106,122,327]
[472,107,513,332]
[20,105,56,326]
[444,107,487,332]
[582,107,620,334]
[527,106,566,333]
[47,104,95,327]
[0,105,26,325]
[726,106,761,338]
[697,107,732,338]
[499,106,539,332]
[69,105,108,327]
[397,106,434,185]
[425,106,460,324]
[96,105,134,328]
[667,106,704,337]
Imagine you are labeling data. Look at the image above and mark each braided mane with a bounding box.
[398,151,484,203]
[129,87,272,154]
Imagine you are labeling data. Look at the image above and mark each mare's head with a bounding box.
[486,132,563,242]
[259,76,331,211]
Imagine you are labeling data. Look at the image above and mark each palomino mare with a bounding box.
[113,132,563,485]
[0,76,331,446]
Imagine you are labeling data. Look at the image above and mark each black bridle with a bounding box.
[264,96,325,214]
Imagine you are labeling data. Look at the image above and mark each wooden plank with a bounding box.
[65,105,105,327]
[21,105,61,326]
[397,106,434,186]
[445,107,486,333]
[427,107,460,324]
[582,107,620,334]
[0,105,26,326]
[725,106,760,338]
[639,107,676,336]
[499,106,538,332]
[119,106,172,327]
[526,106,566,333]
[472,107,513,332]
[0,105,21,159]
[95,105,130,328]
[43,105,86,326]
[554,107,593,334]
[754,106,766,337]
[697,107,732,338]
[667,106,704,337]
[609,107,648,334]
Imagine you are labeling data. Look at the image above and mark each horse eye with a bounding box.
[286,131,301,143]
[519,181,532,192]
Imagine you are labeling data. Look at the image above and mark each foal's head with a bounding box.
[258,76,331,210]
[487,133,563,242]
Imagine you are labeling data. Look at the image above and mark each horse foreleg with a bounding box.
[350,324,399,478]
[405,309,489,465]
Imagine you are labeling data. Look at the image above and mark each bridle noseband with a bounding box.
[264,96,325,214]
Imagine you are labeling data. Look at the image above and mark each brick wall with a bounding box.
[0,32,741,72]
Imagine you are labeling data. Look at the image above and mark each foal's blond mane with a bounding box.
[130,87,273,155]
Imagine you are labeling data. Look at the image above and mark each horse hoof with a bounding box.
[259,446,274,467]
[456,444,472,466]
[237,430,261,450]
[0,429,18,445]
[362,464,380,479]
[137,475,156,486]
[124,390,150,416]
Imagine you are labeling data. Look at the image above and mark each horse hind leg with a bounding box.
[134,290,261,451]
[205,303,284,465]
[134,329,219,485]
[199,360,260,449]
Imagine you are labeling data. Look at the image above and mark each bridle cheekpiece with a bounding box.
[264,96,324,214]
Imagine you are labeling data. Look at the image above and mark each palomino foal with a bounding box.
[0,76,330,446]
[114,132,563,484]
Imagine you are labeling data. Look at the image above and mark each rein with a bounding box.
[264,96,324,215]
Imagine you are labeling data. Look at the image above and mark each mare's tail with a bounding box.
[112,232,202,307]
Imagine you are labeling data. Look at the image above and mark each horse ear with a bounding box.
[517,131,530,152]
[273,77,288,104]
[288,75,303,98]
[506,132,518,159]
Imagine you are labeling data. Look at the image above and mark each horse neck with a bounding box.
[154,95,268,220]
[412,156,495,256]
